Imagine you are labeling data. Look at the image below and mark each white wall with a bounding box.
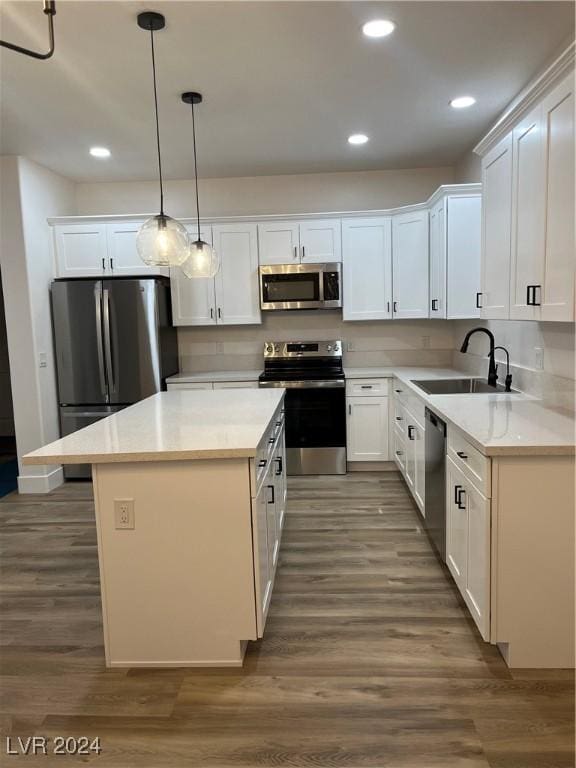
[0,156,76,492]
[75,166,454,218]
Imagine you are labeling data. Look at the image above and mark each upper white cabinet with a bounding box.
[428,199,446,318]
[480,134,513,320]
[479,69,575,322]
[54,223,109,278]
[54,221,167,278]
[342,217,392,321]
[213,223,261,325]
[258,219,341,265]
[392,210,429,320]
[170,228,215,326]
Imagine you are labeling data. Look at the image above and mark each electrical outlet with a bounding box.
[534,347,544,371]
[114,499,135,530]
[422,336,431,349]
[347,341,354,352]
[39,352,47,368]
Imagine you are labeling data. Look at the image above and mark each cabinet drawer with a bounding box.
[167,382,214,390]
[393,431,407,474]
[346,378,389,397]
[447,428,491,497]
[392,379,407,402]
[393,400,407,436]
[404,394,425,428]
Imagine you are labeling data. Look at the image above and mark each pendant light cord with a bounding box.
[190,102,201,241]
[149,27,164,216]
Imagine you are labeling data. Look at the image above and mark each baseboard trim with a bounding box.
[347,461,397,472]
[17,466,64,494]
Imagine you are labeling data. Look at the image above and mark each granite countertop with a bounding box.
[167,370,262,384]
[345,366,574,457]
[23,389,285,465]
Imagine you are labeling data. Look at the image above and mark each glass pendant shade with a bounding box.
[136,214,190,267]
[181,239,220,278]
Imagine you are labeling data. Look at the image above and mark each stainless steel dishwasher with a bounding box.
[424,408,447,562]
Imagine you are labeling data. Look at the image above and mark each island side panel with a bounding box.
[491,455,575,668]
[92,459,257,667]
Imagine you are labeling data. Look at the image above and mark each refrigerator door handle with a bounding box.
[94,284,108,401]
[103,288,116,395]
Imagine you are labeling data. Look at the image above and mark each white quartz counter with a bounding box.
[345,366,575,457]
[23,389,285,465]
[167,370,261,384]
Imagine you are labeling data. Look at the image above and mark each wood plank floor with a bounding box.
[0,472,573,767]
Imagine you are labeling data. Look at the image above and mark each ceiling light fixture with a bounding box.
[0,0,56,60]
[180,92,219,279]
[348,134,369,145]
[89,147,111,158]
[135,11,189,268]
[362,19,395,38]
[450,96,476,109]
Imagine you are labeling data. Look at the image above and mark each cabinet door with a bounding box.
[54,223,108,278]
[170,228,216,326]
[342,217,392,321]
[258,222,300,265]
[392,211,429,319]
[480,133,513,319]
[446,196,482,319]
[213,224,261,325]
[446,457,467,589]
[464,482,491,640]
[106,221,165,277]
[510,105,546,320]
[274,427,287,534]
[407,419,425,513]
[347,396,389,461]
[299,219,342,263]
[429,200,446,318]
[265,478,279,572]
[539,75,575,321]
[253,476,273,636]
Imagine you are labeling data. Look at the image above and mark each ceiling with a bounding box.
[0,1,573,182]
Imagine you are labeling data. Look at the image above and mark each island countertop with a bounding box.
[23,389,285,465]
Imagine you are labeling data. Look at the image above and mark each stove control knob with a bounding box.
[274,344,280,352]
[265,344,273,355]
[326,344,333,352]
[333,343,340,352]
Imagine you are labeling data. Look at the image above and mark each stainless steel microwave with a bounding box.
[259,263,342,311]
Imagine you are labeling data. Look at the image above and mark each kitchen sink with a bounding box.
[411,378,518,395]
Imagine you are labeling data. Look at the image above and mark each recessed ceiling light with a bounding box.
[450,96,476,109]
[362,19,396,38]
[89,146,111,158]
[348,134,369,146]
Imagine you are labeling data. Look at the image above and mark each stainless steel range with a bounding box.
[259,340,346,475]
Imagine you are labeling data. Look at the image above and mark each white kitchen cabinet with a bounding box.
[166,382,213,391]
[342,217,392,321]
[393,428,407,475]
[539,75,575,321]
[54,223,109,278]
[392,210,429,319]
[428,199,446,318]
[258,219,341,265]
[446,455,490,640]
[480,133,513,320]
[254,464,273,628]
[106,221,167,277]
[346,395,389,462]
[170,228,216,326]
[405,418,425,513]
[257,222,300,265]
[446,195,482,319]
[213,223,261,325]
[273,426,287,533]
[213,381,259,389]
[509,105,546,320]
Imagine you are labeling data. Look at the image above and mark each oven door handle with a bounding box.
[259,379,345,389]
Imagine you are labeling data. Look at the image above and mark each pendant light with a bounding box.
[180,92,220,279]
[0,0,56,60]
[136,12,189,268]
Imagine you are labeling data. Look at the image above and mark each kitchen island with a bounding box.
[24,389,286,667]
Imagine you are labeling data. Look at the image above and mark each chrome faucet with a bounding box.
[459,327,498,388]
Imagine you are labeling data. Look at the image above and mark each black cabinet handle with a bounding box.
[395,389,403,393]
[526,285,532,306]
[476,292,482,309]
[408,425,415,440]
[527,284,541,307]
[387,301,390,313]
[102,257,106,271]
[268,484,275,504]
[456,451,468,460]
[218,307,222,319]
[275,457,283,476]
[361,385,373,389]
[268,437,275,445]
[395,450,403,457]
[258,459,267,468]
[395,416,403,421]
[454,485,465,509]
[348,404,352,416]
[302,245,306,260]
[393,301,398,313]
[431,299,438,311]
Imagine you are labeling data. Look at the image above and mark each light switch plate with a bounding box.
[114,499,135,530]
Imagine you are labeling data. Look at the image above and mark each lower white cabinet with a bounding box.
[446,455,491,640]
[167,379,258,391]
[405,417,425,513]
[346,381,389,462]
[391,385,425,515]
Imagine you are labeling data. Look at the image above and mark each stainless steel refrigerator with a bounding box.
[51,277,178,478]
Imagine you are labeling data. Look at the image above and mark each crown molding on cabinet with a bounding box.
[47,184,481,227]
[474,41,575,157]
